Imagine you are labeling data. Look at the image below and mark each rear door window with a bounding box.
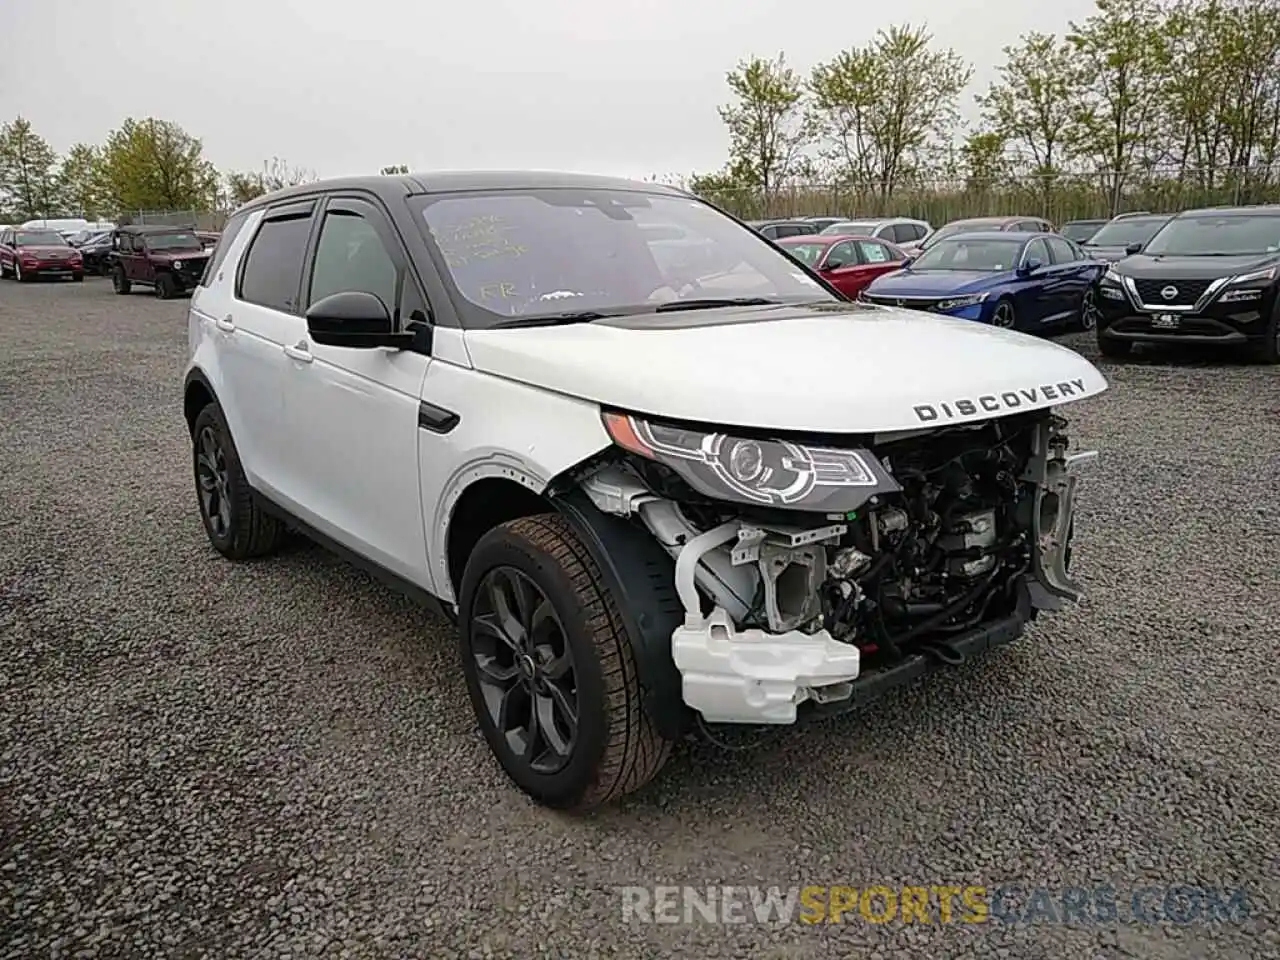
[236,201,316,314]
[1045,237,1078,264]
[856,240,892,264]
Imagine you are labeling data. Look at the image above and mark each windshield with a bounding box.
[821,221,875,236]
[1086,217,1168,248]
[413,188,834,325]
[780,241,828,266]
[1062,221,1104,242]
[1141,214,1280,256]
[919,221,995,249]
[910,237,1025,272]
[15,231,64,246]
[146,231,204,252]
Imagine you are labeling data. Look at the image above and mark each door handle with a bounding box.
[215,315,235,333]
[283,340,313,363]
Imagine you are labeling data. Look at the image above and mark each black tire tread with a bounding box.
[192,403,284,561]
[498,513,673,809]
[1096,333,1132,358]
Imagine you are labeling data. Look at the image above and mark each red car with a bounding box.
[0,227,84,282]
[776,233,909,299]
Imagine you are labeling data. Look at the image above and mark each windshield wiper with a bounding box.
[490,310,612,329]
[653,297,783,313]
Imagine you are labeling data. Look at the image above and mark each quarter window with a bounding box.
[199,212,250,288]
[308,209,399,314]
[237,208,314,313]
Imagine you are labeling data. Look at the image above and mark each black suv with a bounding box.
[1094,205,1280,363]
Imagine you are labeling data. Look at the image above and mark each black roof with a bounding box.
[237,171,690,215]
[1176,204,1280,218]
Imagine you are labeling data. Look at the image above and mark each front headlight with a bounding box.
[172,259,184,270]
[1228,265,1277,285]
[936,292,988,311]
[1217,265,1276,303]
[1102,268,1125,285]
[601,411,901,513]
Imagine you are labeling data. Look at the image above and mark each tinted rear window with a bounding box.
[236,210,314,313]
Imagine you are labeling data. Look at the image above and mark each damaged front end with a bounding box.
[573,408,1095,726]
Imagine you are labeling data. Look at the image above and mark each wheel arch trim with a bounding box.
[549,488,691,741]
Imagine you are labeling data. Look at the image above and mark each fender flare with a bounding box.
[551,488,692,741]
[183,367,219,432]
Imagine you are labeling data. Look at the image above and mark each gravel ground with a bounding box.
[1,277,1278,959]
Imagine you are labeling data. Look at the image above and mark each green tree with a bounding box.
[976,32,1078,195]
[961,130,1010,191]
[1066,0,1171,211]
[717,53,813,204]
[58,143,107,218]
[225,157,316,206]
[810,25,972,199]
[99,118,219,212]
[0,117,59,220]
[381,164,409,175]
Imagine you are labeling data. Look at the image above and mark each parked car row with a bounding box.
[838,204,1278,365]
[0,223,220,299]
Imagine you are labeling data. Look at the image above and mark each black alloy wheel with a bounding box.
[1079,288,1099,330]
[195,424,232,541]
[469,566,579,775]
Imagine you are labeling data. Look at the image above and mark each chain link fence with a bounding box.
[99,164,1280,234]
[118,209,229,231]
[694,164,1280,224]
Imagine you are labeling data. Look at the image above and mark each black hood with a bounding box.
[1109,252,1280,280]
[1081,245,1134,262]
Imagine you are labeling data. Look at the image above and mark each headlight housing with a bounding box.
[1218,265,1276,303]
[936,292,988,311]
[1102,268,1125,285]
[601,411,901,513]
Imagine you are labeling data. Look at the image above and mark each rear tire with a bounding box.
[112,265,131,295]
[156,272,178,299]
[458,514,673,810]
[191,402,284,561]
[1078,288,1098,331]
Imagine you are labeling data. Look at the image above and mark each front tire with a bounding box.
[191,402,284,561]
[458,514,673,810]
[991,298,1016,329]
[156,271,178,299]
[72,272,84,283]
[15,261,29,283]
[112,265,131,295]
[1245,316,1280,364]
[1078,288,1098,330]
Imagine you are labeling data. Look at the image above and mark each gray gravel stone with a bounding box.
[0,277,1276,958]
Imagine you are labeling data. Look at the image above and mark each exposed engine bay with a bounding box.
[578,408,1093,725]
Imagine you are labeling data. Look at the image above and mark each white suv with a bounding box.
[185,172,1107,810]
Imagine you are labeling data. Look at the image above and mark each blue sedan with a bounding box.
[860,231,1106,332]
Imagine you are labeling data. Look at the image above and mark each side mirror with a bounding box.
[821,261,840,271]
[1018,257,1043,275]
[305,291,413,349]
[1124,242,1142,254]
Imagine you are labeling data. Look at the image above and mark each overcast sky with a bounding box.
[1,0,1098,181]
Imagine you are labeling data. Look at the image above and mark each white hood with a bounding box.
[463,303,1108,433]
